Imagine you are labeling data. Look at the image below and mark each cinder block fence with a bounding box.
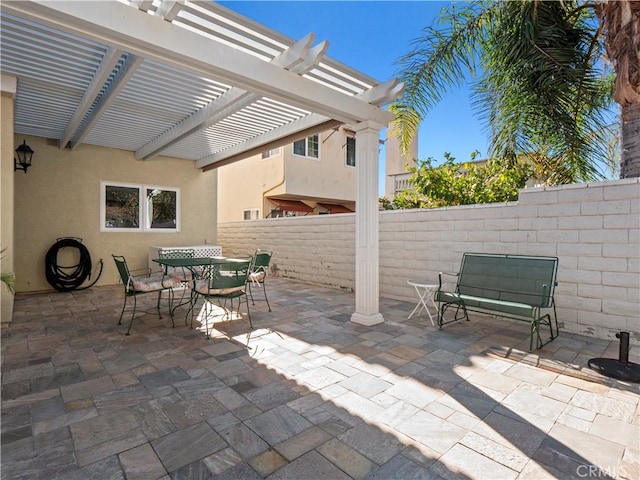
[219,179,640,344]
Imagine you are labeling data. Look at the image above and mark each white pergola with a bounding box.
[0,0,404,325]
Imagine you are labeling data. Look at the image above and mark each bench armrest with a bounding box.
[438,271,458,290]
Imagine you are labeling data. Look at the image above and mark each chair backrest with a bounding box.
[158,248,195,259]
[112,255,131,288]
[208,259,251,291]
[251,250,272,273]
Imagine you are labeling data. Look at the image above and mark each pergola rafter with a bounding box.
[136,32,328,162]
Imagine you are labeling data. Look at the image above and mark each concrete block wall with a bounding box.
[218,178,640,343]
[218,214,356,289]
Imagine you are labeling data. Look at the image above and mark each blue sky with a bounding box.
[220,1,489,195]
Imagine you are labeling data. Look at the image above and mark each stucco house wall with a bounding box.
[217,148,285,222]
[218,179,640,344]
[11,134,218,293]
[217,128,357,222]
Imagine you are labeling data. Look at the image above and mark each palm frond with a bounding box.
[392,0,617,184]
[392,1,497,154]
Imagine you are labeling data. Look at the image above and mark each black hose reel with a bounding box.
[45,237,103,292]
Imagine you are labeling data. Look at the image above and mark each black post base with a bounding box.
[587,358,640,383]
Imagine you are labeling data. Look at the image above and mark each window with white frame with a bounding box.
[262,148,280,159]
[101,181,180,232]
[345,136,356,167]
[243,208,260,220]
[293,134,319,159]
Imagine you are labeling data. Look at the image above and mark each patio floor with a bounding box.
[2,278,639,479]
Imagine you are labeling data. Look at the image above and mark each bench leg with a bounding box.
[531,307,559,350]
[530,321,540,351]
[437,301,469,329]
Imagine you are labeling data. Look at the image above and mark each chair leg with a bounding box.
[167,289,175,327]
[155,290,163,319]
[188,292,200,329]
[248,281,255,305]
[204,299,211,339]
[156,288,176,327]
[204,298,219,339]
[262,281,271,312]
[118,295,127,326]
[186,290,197,327]
[220,299,231,322]
[125,295,137,335]
[248,281,271,311]
[244,294,253,328]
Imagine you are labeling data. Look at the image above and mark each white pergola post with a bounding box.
[351,120,384,326]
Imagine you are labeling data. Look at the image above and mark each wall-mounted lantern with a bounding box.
[14,140,34,173]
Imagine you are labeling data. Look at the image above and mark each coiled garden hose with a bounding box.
[45,237,103,292]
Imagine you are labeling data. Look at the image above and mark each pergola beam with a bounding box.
[136,33,327,161]
[156,0,185,21]
[68,53,144,149]
[358,78,405,107]
[58,47,124,149]
[200,117,342,171]
[1,0,395,127]
[197,80,403,168]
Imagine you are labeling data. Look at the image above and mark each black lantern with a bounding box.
[14,140,34,173]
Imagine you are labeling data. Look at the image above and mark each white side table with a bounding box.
[407,280,441,325]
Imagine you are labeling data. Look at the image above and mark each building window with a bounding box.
[293,134,320,159]
[101,181,179,232]
[269,209,298,218]
[262,148,280,159]
[243,208,260,220]
[346,136,356,167]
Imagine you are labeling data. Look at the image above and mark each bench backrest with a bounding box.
[457,253,558,308]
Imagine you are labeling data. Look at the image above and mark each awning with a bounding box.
[317,203,354,214]
[269,199,314,213]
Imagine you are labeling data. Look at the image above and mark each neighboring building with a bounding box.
[217,127,358,222]
[385,131,419,199]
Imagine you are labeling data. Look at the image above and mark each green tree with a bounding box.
[392,0,639,181]
[381,153,533,209]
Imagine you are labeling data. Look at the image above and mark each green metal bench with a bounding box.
[435,253,559,350]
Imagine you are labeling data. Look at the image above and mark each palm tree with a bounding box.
[596,0,640,178]
[393,0,639,181]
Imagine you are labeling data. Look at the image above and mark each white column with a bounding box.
[351,121,384,326]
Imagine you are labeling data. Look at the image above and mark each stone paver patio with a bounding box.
[2,278,638,479]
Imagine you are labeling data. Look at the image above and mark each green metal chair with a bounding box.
[188,259,252,338]
[112,255,178,335]
[247,250,272,311]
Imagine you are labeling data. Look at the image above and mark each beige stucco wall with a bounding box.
[217,128,357,222]
[1,86,16,325]
[284,130,357,200]
[13,135,218,292]
[217,149,285,222]
[218,179,640,344]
